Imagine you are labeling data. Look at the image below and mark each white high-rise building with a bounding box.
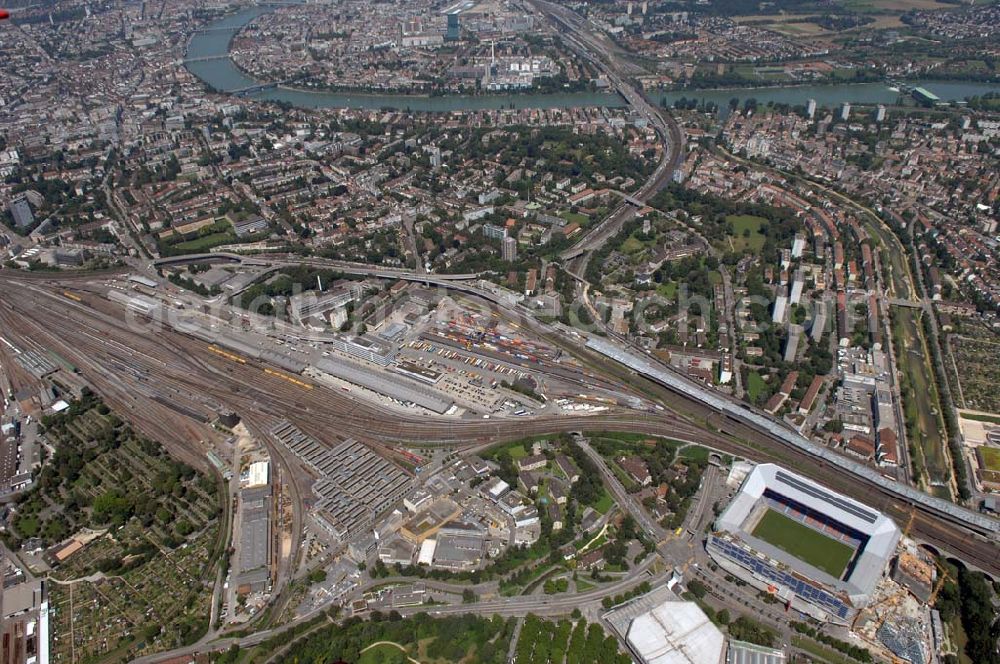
[875,105,886,122]
[806,98,817,119]
[840,102,851,121]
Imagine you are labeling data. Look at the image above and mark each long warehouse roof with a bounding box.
[314,357,454,414]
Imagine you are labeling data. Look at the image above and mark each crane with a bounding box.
[928,557,953,606]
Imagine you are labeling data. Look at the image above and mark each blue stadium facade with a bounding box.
[707,464,901,625]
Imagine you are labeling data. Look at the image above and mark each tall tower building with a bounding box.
[502,236,518,262]
[8,196,34,229]
[806,98,817,120]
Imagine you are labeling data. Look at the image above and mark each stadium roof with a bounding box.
[625,601,725,664]
[442,0,476,14]
[717,464,900,604]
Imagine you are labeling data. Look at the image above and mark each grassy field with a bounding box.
[483,436,552,461]
[679,445,711,463]
[560,211,590,226]
[621,232,655,256]
[170,230,237,253]
[791,636,857,664]
[760,21,832,36]
[841,0,952,11]
[593,488,614,514]
[746,371,767,402]
[359,643,411,664]
[961,411,1000,425]
[893,306,951,494]
[507,444,529,459]
[656,281,677,300]
[978,446,1000,472]
[723,215,767,253]
[752,510,855,579]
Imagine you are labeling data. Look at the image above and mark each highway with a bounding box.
[577,437,667,541]
[526,0,685,270]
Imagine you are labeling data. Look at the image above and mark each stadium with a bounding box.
[707,464,901,624]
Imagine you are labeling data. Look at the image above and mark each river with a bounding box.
[186,7,1000,113]
[184,7,625,111]
[655,80,1000,118]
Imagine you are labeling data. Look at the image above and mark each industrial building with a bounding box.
[272,422,411,541]
[725,641,786,664]
[1,574,49,664]
[707,463,901,624]
[430,523,486,571]
[313,356,454,414]
[400,498,462,543]
[236,484,272,594]
[325,334,398,366]
[912,87,941,106]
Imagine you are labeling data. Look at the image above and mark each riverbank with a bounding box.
[185,7,1000,114]
[653,79,1000,119]
[186,6,625,110]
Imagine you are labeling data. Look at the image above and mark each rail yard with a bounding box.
[3,0,1000,660]
[0,269,996,585]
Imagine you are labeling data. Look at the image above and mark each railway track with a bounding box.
[2,277,997,576]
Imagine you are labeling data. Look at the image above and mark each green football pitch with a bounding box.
[752,509,856,579]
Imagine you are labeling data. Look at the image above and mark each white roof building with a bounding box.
[245,460,269,488]
[772,295,787,324]
[483,477,510,500]
[417,538,437,566]
[625,601,725,664]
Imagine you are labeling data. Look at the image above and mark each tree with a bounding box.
[92,490,133,526]
[727,616,776,648]
[687,578,708,599]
